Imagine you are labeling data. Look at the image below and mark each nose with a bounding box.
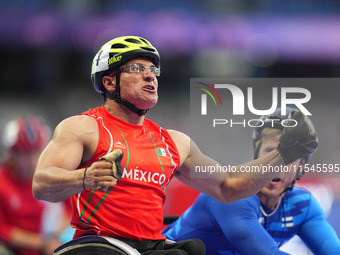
[142,68,156,82]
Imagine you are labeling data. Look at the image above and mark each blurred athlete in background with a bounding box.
[0,117,71,255]
[164,108,340,255]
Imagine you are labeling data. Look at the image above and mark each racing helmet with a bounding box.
[2,117,51,153]
[91,36,160,95]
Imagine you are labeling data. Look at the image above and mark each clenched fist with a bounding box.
[83,149,124,192]
[276,111,318,165]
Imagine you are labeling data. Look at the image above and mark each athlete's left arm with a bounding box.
[209,196,290,255]
[298,195,340,254]
[167,129,284,203]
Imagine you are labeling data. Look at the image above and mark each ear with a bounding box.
[102,76,116,93]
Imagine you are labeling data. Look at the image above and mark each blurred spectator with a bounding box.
[0,116,72,255]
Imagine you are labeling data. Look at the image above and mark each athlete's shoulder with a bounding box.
[56,115,97,132]
[230,194,260,209]
[283,187,313,212]
[204,192,259,210]
[79,105,104,118]
[166,130,190,159]
[166,130,190,146]
[52,115,99,152]
[195,192,212,204]
[206,192,259,203]
[285,187,312,198]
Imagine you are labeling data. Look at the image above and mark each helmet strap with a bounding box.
[279,159,304,196]
[253,141,262,160]
[279,179,295,196]
[105,69,149,116]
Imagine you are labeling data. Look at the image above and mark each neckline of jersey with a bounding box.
[100,105,146,129]
[260,197,282,217]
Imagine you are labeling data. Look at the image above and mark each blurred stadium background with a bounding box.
[0,0,339,250]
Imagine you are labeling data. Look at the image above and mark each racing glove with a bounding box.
[276,111,318,165]
[99,149,124,179]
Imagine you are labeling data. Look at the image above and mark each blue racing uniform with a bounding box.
[163,188,340,255]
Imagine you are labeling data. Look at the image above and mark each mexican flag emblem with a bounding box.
[157,148,167,157]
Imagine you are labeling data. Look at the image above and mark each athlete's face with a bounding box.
[118,58,158,110]
[257,133,300,198]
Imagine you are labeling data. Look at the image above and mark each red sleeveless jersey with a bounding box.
[70,106,180,241]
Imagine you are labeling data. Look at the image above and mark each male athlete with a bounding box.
[0,117,69,255]
[32,36,317,254]
[163,108,340,255]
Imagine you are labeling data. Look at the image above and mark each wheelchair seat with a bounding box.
[54,235,141,255]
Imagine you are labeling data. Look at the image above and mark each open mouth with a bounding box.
[143,85,155,90]
[271,178,281,182]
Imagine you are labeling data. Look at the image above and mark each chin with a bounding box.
[261,187,282,197]
[136,98,158,110]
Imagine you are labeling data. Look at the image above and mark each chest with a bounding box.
[99,125,178,189]
[258,203,305,246]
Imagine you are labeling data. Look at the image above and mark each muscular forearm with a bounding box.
[202,150,286,203]
[33,167,84,202]
[177,148,287,203]
[224,150,286,202]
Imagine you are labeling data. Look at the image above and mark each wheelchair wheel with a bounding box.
[54,243,129,255]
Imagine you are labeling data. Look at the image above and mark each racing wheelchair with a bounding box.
[53,216,179,255]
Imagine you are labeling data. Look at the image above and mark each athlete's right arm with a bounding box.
[32,115,117,202]
[210,196,290,255]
